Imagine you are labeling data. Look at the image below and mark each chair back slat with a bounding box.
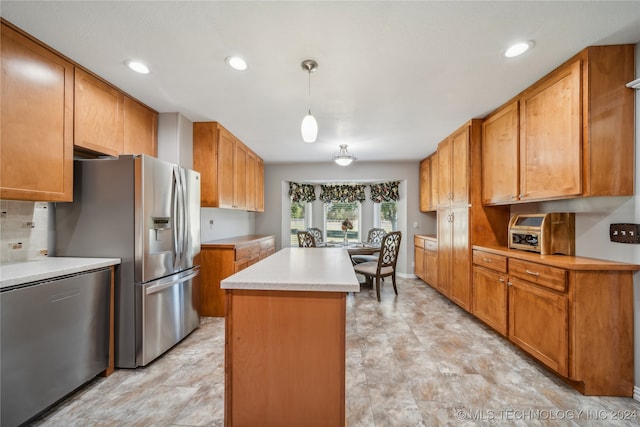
[367,228,386,245]
[378,231,401,269]
[297,231,317,247]
[307,227,324,244]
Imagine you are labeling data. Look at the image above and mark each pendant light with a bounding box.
[301,59,318,143]
[333,144,355,166]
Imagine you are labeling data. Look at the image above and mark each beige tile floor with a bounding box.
[30,278,640,426]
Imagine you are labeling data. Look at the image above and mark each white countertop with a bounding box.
[221,247,360,292]
[0,257,121,290]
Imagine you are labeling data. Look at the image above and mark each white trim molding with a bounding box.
[633,386,640,402]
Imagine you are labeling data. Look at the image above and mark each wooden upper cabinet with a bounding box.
[246,152,257,212]
[233,141,247,210]
[481,101,519,204]
[216,125,235,208]
[520,60,582,201]
[0,22,74,202]
[437,138,452,208]
[450,126,469,206]
[123,96,158,156]
[482,45,634,205]
[193,122,264,211]
[74,68,124,157]
[255,158,265,212]
[419,153,438,212]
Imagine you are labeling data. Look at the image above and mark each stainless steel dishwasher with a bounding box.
[1,267,111,427]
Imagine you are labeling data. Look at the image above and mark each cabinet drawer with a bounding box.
[424,239,437,252]
[472,250,507,273]
[235,243,260,262]
[509,259,567,292]
[414,236,426,248]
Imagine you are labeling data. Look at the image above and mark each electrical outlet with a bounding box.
[610,223,640,244]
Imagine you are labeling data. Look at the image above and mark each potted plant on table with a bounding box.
[341,219,353,245]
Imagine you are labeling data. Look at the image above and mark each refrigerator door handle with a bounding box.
[172,167,182,270]
[144,269,200,295]
[179,167,189,266]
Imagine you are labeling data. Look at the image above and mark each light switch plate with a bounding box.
[610,223,640,244]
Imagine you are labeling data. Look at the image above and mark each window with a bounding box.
[290,201,311,246]
[324,202,361,243]
[374,201,398,233]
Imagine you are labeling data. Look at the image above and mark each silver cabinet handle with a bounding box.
[482,258,493,263]
[525,269,540,277]
[507,281,513,287]
[498,278,505,283]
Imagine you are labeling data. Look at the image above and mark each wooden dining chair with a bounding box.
[306,227,324,245]
[297,231,317,247]
[353,231,401,301]
[351,228,386,264]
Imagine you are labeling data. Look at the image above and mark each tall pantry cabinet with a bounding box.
[434,119,509,312]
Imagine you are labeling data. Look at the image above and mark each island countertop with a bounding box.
[221,247,359,293]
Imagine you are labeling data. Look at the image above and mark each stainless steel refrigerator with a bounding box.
[55,155,201,368]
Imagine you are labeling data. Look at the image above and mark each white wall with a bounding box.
[255,161,438,276]
[200,208,256,242]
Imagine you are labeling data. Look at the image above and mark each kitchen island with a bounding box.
[221,247,359,427]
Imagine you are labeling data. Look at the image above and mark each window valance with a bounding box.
[369,181,400,203]
[319,184,366,204]
[288,182,316,203]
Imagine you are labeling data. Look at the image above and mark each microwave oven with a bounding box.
[508,213,575,255]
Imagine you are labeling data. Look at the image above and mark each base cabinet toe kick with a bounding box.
[472,246,638,396]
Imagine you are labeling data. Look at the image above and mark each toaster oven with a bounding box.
[508,213,575,255]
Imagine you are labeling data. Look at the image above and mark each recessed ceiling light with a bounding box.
[125,60,150,74]
[505,41,534,58]
[226,56,248,71]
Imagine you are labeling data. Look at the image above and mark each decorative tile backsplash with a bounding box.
[0,200,50,263]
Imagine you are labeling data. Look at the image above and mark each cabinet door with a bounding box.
[425,250,438,287]
[437,139,451,208]
[1,23,74,202]
[449,207,470,311]
[419,158,431,212]
[414,244,425,281]
[74,68,124,156]
[508,277,569,376]
[520,60,581,201]
[193,122,219,207]
[245,152,257,211]
[429,152,438,210]
[472,266,507,336]
[450,126,469,205]
[233,142,247,209]
[255,158,265,212]
[481,101,519,205]
[123,96,157,156]
[217,128,235,208]
[436,209,452,297]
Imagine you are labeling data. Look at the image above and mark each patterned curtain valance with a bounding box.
[319,184,366,204]
[370,181,400,203]
[288,182,316,203]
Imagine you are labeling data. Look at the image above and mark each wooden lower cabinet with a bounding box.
[200,235,275,317]
[472,266,507,336]
[508,277,569,376]
[414,235,437,286]
[225,289,346,427]
[472,247,637,396]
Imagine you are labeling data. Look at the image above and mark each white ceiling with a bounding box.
[2,1,639,164]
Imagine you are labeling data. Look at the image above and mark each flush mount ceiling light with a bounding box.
[301,59,318,143]
[333,144,355,166]
[125,60,149,74]
[225,56,247,71]
[504,41,534,58]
